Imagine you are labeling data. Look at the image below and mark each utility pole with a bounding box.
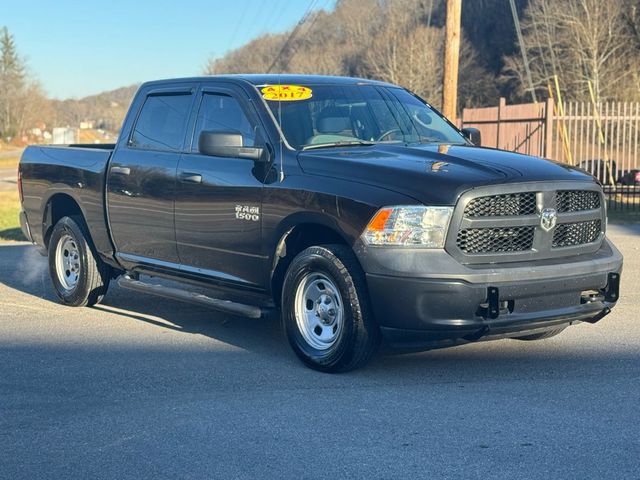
[442,0,462,123]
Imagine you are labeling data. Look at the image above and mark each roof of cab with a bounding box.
[140,74,398,89]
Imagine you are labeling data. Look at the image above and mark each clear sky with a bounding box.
[2,0,336,99]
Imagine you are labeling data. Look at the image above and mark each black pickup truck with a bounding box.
[18,74,623,372]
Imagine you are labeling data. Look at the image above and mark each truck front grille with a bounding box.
[552,220,601,248]
[464,192,536,217]
[457,226,535,254]
[447,184,605,264]
[555,190,600,212]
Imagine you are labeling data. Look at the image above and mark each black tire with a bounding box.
[281,244,380,373]
[48,215,111,307]
[514,327,566,341]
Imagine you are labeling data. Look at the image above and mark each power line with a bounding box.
[266,0,318,73]
[509,0,538,103]
[261,0,290,34]
[241,0,270,47]
[228,1,253,50]
[286,0,330,67]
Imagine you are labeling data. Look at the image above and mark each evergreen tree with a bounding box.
[0,26,26,139]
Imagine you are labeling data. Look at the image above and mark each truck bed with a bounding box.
[19,144,115,256]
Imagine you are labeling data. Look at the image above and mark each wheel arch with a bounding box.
[42,192,86,248]
[269,217,362,306]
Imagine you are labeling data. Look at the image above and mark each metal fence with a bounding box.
[461,98,640,214]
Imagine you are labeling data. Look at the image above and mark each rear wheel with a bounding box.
[48,216,111,307]
[281,244,380,373]
[514,327,566,341]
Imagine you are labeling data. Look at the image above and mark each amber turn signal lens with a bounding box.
[367,208,393,231]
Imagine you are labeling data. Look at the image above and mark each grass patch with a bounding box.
[0,155,20,169]
[0,190,26,242]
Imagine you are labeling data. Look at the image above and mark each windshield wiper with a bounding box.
[301,140,377,151]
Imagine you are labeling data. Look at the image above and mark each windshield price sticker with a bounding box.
[261,85,312,101]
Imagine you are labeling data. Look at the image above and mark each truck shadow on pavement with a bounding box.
[1,243,635,380]
[0,244,292,362]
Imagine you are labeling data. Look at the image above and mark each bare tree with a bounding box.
[502,0,640,102]
[205,34,285,74]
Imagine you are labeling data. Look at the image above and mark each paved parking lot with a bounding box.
[1,225,639,479]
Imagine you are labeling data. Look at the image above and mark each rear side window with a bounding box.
[131,93,192,151]
[192,93,256,151]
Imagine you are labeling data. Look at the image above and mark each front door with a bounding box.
[174,85,268,288]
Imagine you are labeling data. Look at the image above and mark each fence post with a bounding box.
[497,97,506,149]
[544,97,554,159]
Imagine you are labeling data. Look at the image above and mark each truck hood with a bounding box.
[297,144,594,205]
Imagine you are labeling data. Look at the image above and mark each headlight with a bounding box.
[362,206,453,248]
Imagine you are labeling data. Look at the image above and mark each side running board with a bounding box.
[117,275,263,319]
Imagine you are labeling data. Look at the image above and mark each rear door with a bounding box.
[107,85,195,264]
[174,84,269,289]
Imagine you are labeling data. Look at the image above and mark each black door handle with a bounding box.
[180,172,203,184]
[111,166,130,175]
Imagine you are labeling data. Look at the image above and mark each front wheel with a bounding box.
[281,245,380,373]
[48,216,111,307]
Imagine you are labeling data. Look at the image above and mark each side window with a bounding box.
[192,93,256,151]
[131,93,192,151]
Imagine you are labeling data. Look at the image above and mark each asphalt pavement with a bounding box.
[0,225,639,479]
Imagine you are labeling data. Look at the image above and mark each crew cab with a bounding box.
[18,75,623,372]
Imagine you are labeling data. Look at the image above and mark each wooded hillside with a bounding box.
[207,0,640,107]
[2,0,639,142]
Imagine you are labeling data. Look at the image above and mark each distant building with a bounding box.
[79,121,95,130]
[52,127,79,145]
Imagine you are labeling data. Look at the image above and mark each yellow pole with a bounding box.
[553,75,573,165]
[547,81,571,164]
[588,80,615,185]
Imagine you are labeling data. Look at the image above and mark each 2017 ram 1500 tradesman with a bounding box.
[18,75,623,372]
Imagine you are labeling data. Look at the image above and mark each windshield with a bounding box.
[260,84,467,150]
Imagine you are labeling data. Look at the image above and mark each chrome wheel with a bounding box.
[294,272,344,350]
[55,234,80,291]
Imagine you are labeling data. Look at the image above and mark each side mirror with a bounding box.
[461,127,481,146]
[198,130,267,162]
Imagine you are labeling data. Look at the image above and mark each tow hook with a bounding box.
[486,286,500,319]
[602,272,620,302]
[477,286,511,319]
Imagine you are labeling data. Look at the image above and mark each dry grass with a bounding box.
[0,190,25,242]
[0,154,20,169]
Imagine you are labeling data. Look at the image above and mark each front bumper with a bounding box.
[357,238,623,348]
